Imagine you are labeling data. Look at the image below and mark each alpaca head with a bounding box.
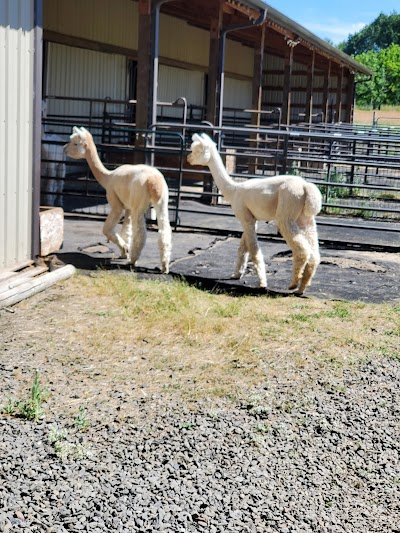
[187,133,215,167]
[63,126,92,159]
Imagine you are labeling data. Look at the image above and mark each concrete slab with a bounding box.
[57,217,400,304]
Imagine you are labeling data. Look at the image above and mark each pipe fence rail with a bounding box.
[41,96,400,245]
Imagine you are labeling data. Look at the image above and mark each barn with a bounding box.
[2,0,390,274]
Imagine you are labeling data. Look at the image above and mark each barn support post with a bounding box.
[206,0,225,127]
[249,24,266,173]
[251,24,266,128]
[335,65,344,123]
[217,8,267,132]
[305,49,315,124]
[323,59,331,123]
[136,0,153,162]
[346,70,355,123]
[282,39,297,125]
[136,0,173,163]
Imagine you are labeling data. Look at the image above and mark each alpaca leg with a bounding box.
[240,218,267,288]
[129,214,147,266]
[232,234,249,279]
[120,210,133,260]
[103,205,129,259]
[153,203,172,273]
[278,219,311,292]
[297,220,320,294]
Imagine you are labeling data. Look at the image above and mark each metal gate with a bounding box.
[41,97,400,248]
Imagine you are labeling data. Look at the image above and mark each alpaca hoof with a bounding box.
[231,273,242,280]
[259,283,267,289]
[288,282,298,291]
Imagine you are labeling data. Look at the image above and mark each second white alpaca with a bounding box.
[187,133,322,294]
[64,127,172,273]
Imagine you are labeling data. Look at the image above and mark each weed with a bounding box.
[48,425,68,444]
[325,302,351,319]
[180,421,195,430]
[2,398,17,416]
[74,405,90,431]
[1,370,48,420]
[48,425,91,461]
[254,422,270,433]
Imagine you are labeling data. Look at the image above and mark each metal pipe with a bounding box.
[218,9,268,134]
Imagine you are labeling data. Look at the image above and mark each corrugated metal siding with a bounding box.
[46,43,128,126]
[43,0,138,50]
[225,40,253,78]
[224,77,252,109]
[0,0,35,269]
[159,14,209,67]
[158,65,204,118]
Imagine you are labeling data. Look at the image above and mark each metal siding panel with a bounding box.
[0,0,34,269]
[46,43,127,126]
[159,14,209,67]
[224,77,252,109]
[43,0,139,50]
[158,65,204,117]
[225,40,253,78]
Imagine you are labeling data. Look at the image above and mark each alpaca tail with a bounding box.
[303,182,322,218]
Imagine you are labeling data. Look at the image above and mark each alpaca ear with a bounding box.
[72,126,80,135]
[192,133,202,143]
[201,133,214,146]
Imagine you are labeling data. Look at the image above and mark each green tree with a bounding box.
[355,44,400,107]
[341,12,400,55]
[382,44,400,104]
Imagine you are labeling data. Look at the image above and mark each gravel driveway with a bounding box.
[1,356,399,532]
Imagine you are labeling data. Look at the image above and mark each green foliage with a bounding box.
[337,12,400,107]
[1,370,48,420]
[74,405,90,431]
[341,12,400,55]
[355,44,400,107]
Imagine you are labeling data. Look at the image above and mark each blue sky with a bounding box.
[268,1,399,44]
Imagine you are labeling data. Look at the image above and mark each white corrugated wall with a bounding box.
[158,65,205,118]
[45,43,128,125]
[0,0,35,269]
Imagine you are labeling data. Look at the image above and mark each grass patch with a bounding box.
[2,370,48,420]
[66,273,398,395]
[2,271,398,417]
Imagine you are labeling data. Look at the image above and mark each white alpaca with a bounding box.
[187,133,322,294]
[64,127,172,273]
[41,132,66,206]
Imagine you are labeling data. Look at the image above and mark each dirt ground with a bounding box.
[353,107,400,126]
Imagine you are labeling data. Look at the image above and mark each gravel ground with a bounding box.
[1,357,399,533]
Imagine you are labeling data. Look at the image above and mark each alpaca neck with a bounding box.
[85,139,110,187]
[207,143,236,202]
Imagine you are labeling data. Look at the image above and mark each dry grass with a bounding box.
[3,271,397,420]
[354,106,400,126]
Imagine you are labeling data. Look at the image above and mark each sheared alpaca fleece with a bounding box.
[64,127,171,273]
[187,133,322,294]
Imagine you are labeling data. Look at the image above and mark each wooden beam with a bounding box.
[206,0,224,125]
[0,265,76,310]
[282,41,295,125]
[323,59,331,123]
[346,71,355,123]
[305,50,315,124]
[335,66,344,122]
[251,25,265,124]
[136,0,153,133]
